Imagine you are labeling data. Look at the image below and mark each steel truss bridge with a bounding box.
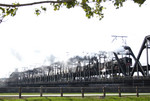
[7,35,150,87]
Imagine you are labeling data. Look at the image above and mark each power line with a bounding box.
[111,35,128,45]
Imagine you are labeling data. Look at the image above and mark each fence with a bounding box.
[0,86,150,98]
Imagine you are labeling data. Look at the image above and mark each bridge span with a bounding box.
[6,35,150,87]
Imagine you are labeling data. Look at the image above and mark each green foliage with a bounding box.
[0,0,147,21]
[0,3,19,18]
[0,7,5,13]
[0,7,18,17]
[35,6,46,16]
[113,0,126,8]
[48,0,146,20]
[6,7,18,16]
[133,0,146,5]
[35,9,41,16]
[41,6,47,11]
[63,0,77,8]
[53,3,61,11]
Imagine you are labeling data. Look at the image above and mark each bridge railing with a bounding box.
[0,86,150,98]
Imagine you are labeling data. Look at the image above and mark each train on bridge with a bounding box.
[6,35,150,87]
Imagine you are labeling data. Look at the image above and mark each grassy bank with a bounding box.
[0,96,150,101]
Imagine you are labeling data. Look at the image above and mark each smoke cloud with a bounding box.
[10,49,22,61]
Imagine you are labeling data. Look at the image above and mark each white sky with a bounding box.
[0,0,150,78]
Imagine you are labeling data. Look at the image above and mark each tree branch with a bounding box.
[0,0,72,7]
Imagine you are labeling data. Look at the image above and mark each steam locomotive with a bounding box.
[7,35,150,87]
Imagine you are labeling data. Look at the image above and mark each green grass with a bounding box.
[101,96,150,101]
[0,96,150,101]
[27,97,101,101]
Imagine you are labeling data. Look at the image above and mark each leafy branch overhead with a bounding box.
[0,0,146,22]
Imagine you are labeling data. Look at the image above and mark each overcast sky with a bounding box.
[0,0,150,78]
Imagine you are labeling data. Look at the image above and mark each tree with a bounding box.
[0,0,146,23]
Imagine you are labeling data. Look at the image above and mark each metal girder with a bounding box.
[113,52,127,76]
[123,46,145,76]
[130,35,150,76]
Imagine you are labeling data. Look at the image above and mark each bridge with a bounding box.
[6,35,150,87]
